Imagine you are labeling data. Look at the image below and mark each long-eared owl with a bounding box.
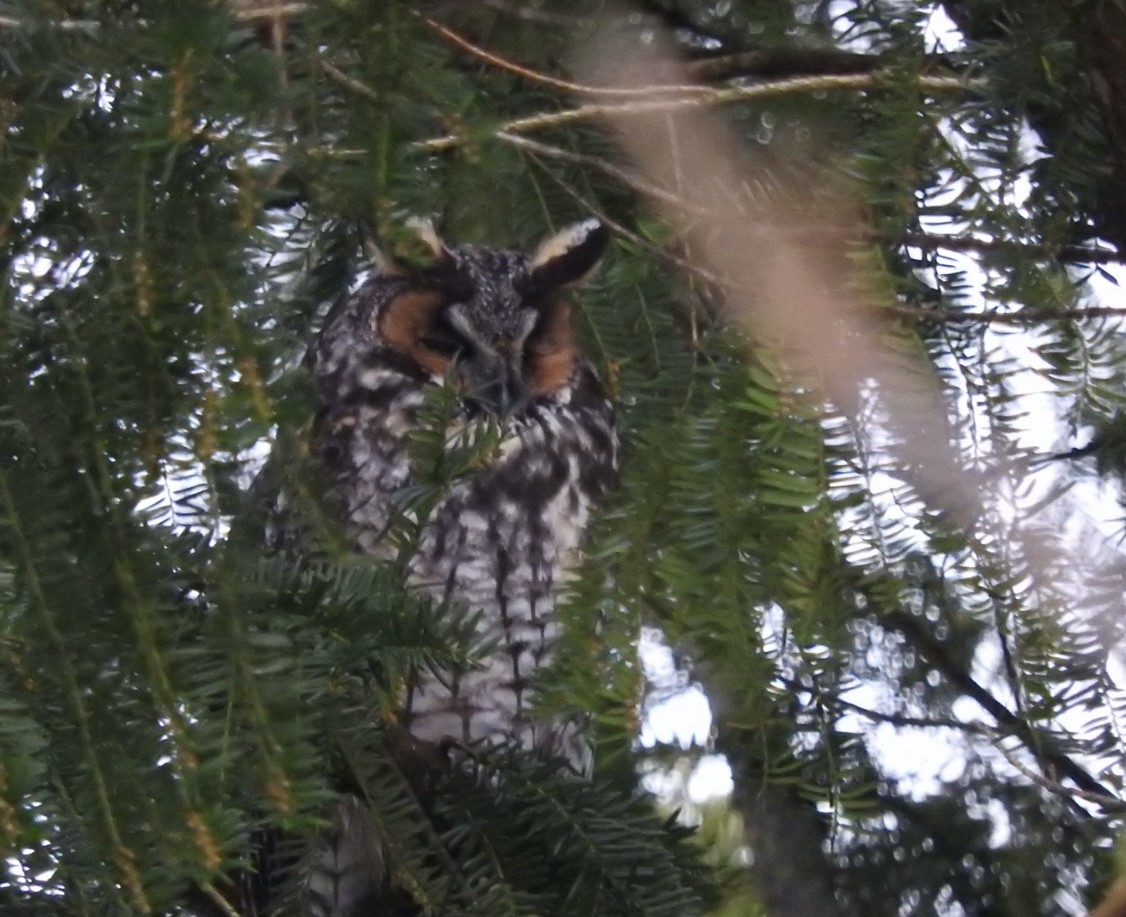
[308,218,617,769]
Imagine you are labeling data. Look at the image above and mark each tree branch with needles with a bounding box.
[882,609,1119,804]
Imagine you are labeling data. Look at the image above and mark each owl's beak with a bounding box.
[460,349,529,418]
[445,304,537,418]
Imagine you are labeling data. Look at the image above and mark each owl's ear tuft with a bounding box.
[405,216,449,262]
[360,219,402,276]
[362,217,452,275]
[530,219,609,289]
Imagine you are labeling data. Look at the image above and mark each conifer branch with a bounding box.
[886,304,1126,324]
[502,145,1126,329]
[61,321,202,805]
[0,470,149,911]
[883,609,1118,804]
[503,134,1124,275]
[515,149,1126,327]
[415,72,982,153]
[835,697,990,733]
[903,230,1124,265]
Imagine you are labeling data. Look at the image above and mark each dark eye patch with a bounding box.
[425,264,475,304]
[418,331,462,357]
[418,312,465,357]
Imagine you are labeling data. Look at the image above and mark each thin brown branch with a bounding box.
[495,132,695,211]
[992,740,1126,813]
[441,3,961,90]
[197,883,242,917]
[415,72,982,153]
[227,2,308,22]
[318,58,381,102]
[0,3,308,30]
[419,15,704,97]
[0,13,98,31]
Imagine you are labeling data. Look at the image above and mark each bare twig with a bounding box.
[195,883,242,917]
[415,72,982,153]
[495,132,696,211]
[319,59,381,102]
[0,13,98,31]
[419,14,705,97]
[0,3,308,30]
[229,3,308,22]
[312,70,978,164]
[991,740,1126,812]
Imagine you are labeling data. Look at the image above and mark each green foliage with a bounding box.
[4,1,1126,915]
[423,751,710,916]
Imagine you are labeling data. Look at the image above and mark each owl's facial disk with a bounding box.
[444,302,538,416]
[377,220,608,418]
[387,281,573,418]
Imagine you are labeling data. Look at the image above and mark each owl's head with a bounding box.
[368,219,609,417]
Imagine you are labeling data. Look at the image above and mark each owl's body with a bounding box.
[307,220,616,765]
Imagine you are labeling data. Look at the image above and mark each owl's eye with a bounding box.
[434,266,475,305]
[417,329,462,358]
[415,310,467,357]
